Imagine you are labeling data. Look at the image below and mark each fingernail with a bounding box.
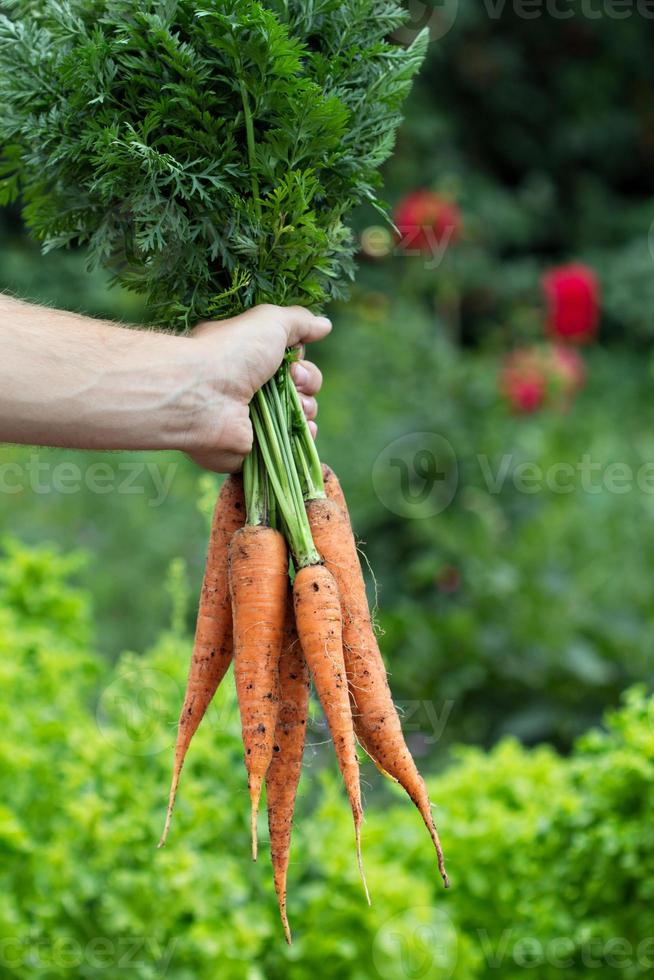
[316,316,332,328]
[292,363,310,385]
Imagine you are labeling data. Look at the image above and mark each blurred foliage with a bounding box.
[316,302,654,751]
[1,540,654,978]
[0,206,146,323]
[2,302,654,751]
[0,4,652,748]
[362,1,654,345]
[0,0,426,327]
[1,2,654,972]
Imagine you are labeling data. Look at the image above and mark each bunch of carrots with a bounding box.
[158,362,448,944]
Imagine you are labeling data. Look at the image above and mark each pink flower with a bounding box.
[541,263,600,343]
[548,345,586,398]
[394,190,461,256]
[500,344,587,415]
[500,348,548,414]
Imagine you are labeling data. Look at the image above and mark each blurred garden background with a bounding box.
[2,2,654,977]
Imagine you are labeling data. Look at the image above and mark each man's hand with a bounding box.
[185,305,331,472]
[0,296,331,475]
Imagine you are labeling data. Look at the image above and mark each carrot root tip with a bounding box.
[157,805,174,849]
[157,771,181,849]
[250,779,262,862]
[355,821,371,906]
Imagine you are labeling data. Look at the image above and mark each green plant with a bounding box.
[2,537,654,978]
[0,0,427,555]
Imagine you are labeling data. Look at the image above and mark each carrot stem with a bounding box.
[252,384,320,568]
[284,366,324,500]
[243,440,267,527]
[238,78,261,220]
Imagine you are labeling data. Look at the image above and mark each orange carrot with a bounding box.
[229,524,288,860]
[266,591,310,944]
[321,463,349,522]
[308,493,449,887]
[293,563,369,902]
[159,475,244,847]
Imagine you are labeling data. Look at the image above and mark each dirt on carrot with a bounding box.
[159,475,244,847]
[308,490,449,888]
[266,590,310,944]
[321,464,349,523]
[293,562,370,902]
[229,524,288,861]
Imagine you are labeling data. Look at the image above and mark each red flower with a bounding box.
[500,344,587,415]
[541,263,600,344]
[394,190,461,256]
[500,348,547,414]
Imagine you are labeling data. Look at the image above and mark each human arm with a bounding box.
[0,296,331,472]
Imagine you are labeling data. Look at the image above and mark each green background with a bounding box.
[2,2,654,977]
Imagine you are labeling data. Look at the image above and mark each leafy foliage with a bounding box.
[0,0,425,327]
[0,300,653,744]
[319,300,654,750]
[372,1,654,346]
[2,538,654,977]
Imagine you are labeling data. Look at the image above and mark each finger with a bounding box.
[217,452,246,474]
[308,421,318,440]
[291,359,323,396]
[187,450,246,474]
[299,394,318,422]
[275,305,332,347]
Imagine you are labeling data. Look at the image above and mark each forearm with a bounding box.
[0,295,195,452]
[0,296,329,473]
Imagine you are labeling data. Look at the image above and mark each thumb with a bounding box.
[267,305,332,348]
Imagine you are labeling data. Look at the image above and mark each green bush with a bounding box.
[319,302,654,749]
[367,0,654,346]
[1,539,654,978]
[1,302,654,750]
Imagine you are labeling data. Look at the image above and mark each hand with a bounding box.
[183,304,332,473]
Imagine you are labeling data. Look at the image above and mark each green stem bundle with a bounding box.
[247,373,321,568]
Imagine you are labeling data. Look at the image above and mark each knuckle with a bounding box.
[232,420,253,457]
[225,454,245,474]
